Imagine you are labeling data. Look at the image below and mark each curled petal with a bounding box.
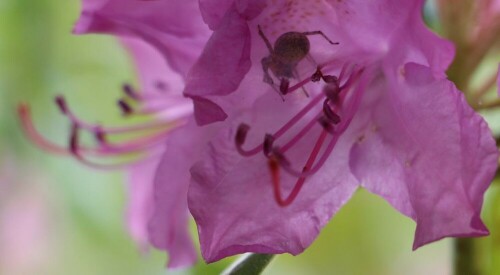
[191,96,228,126]
[120,37,184,96]
[126,158,160,250]
[199,0,266,29]
[74,0,209,76]
[235,0,267,21]
[349,63,498,248]
[147,126,196,268]
[148,120,219,268]
[327,0,454,76]
[199,0,234,30]
[184,6,252,125]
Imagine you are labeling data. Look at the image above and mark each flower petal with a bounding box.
[148,119,219,268]
[74,0,209,76]
[191,96,228,126]
[184,6,252,125]
[126,158,160,250]
[188,92,359,262]
[199,0,234,30]
[120,37,193,120]
[117,36,197,267]
[234,0,267,21]
[147,125,197,268]
[120,37,183,95]
[349,63,498,249]
[199,0,266,29]
[328,0,455,75]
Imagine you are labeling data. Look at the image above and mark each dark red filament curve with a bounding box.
[269,129,329,207]
[238,63,365,207]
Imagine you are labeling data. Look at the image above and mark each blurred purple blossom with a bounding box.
[18,0,212,268]
[0,157,61,274]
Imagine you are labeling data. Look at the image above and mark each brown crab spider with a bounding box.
[258,25,339,99]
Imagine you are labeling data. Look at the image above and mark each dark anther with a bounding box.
[263,134,275,157]
[69,124,79,154]
[117,99,133,116]
[235,123,250,146]
[323,82,341,103]
[279,78,290,95]
[122,84,140,100]
[322,75,338,84]
[55,96,68,115]
[95,127,107,144]
[317,116,335,134]
[271,148,291,166]
[311,68,323,82]
[323,100,341,124]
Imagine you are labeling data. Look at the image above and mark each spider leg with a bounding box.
[302,31,339,45]
[305,53,318,67]
[261,56,275,85]
[261,57,284,101]
[272,84,285,101]
[258,25,274,54]
[293,68,309,97]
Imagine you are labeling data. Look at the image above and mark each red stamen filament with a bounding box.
[95,131,173,155]
[280,129,340,178]
[269,128,329,207]
[134,102,192,119]
[69,124,163,170]
[122,84,171,102]
[57,97,172,134]
[18,104,70,155]
[18,102,181,169]
[262,65,366,206]
[278,73,366,178]
[129,92,171,102]
[236,92,324,156]
[236,64,360,157]
[285,64,340,95]
[279,113,320,152]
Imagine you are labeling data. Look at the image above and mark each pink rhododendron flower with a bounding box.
[185,0,499,262]
[19,0,211,268]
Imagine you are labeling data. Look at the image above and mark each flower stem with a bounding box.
[454,238,481,275]
[476,98,500,110]
[472,72,499,101]
[222,253,275,275]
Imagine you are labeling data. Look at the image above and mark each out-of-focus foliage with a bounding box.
[1,1,498,274]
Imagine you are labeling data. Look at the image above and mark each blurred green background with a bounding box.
[0,1,498,274]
